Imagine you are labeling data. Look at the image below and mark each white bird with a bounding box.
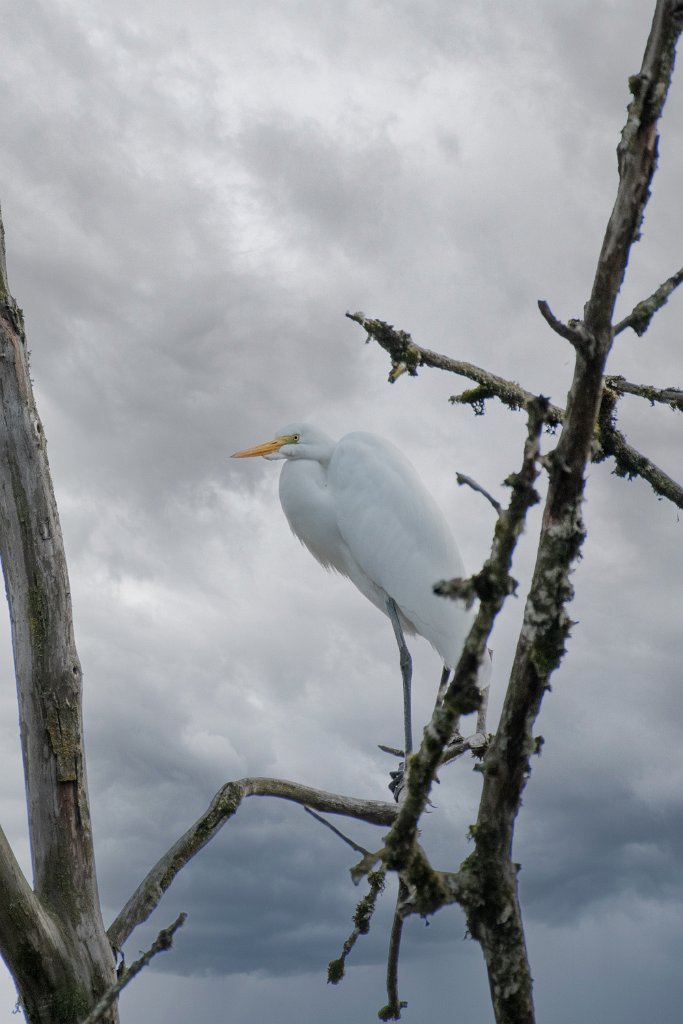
[232,424,481,766]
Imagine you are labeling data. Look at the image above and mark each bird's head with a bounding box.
[232,430,300,461]
[231,424,334,462]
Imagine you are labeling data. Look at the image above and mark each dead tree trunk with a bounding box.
[0,208,118,1023]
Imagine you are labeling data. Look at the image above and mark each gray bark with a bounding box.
[0,206,118,1023]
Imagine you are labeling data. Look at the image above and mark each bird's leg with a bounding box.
[385,597,413,758]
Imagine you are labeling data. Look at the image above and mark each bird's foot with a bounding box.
[388,761,406,802]
[378,743,408,802]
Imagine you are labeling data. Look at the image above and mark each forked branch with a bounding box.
[379,398,546,888]
[108,776,396,951]
[614,265,683,335]
[79,915,187,1024]
[346,310,565,427]
[349,8,683,1024]
[348,314,682,508]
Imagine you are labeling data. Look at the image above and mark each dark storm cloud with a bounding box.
[520,769,683,923]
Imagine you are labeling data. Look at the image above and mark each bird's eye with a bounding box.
[292,433,300,442]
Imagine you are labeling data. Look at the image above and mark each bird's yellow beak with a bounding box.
[231,436,287,459]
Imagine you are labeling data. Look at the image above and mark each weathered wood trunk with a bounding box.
[0,207,118,1022]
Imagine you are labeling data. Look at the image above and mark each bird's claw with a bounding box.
[388,761,406,802]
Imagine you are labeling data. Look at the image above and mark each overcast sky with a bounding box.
[1,0,682,1021]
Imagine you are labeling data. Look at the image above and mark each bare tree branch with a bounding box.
[614,265,683,335]
[0,825,68,991]
[595,382,683,506]
[604,434,682,505]
[347,314,683,509]
[378,882,409,1021]
[78,914,187,1024]
[537,300,593,351]
[378,744,404,759]
[327,870,386,985]
[346,310,566,426]
[456,473,503,513]
[379,399,546,883]
[587,2,682,331]
[303,806,371,856]
[108,776,396,951]
[460,9,683,1022]
[597,415,683,506]
[604,374,683,410]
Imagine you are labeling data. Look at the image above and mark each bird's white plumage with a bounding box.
[268,424,474,669]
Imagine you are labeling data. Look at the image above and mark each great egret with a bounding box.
[232,424,481,764]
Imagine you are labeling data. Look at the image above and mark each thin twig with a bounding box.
[604,374,683,410]
[304,807,370,855]
[614,265,683,335]
[456,473,502,513]
[78,914,187,1024]
[345,311,565,424]
[378,744,405,759]
[378,881,409,1021]
[599,420,683,506]
[537,300,592,351]
[328,870,386,985]
[597,386,683,507]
